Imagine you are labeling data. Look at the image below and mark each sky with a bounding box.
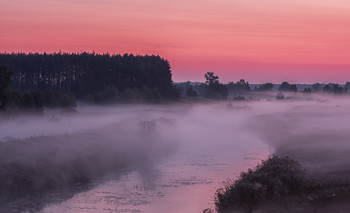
[1,0,350,83]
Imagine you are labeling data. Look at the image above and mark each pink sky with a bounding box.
[1,0,350,83]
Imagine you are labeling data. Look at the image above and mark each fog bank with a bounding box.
[1,93,350,212]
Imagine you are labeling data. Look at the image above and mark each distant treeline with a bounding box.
[0,52,179,102]
[177,72,350,100]
[0,63,71,113]
[1,51,350,112]
[0,52,181,113]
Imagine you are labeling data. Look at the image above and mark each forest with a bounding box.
[0,52,179,112]
[177,73,350,100]
[1,52,350,113]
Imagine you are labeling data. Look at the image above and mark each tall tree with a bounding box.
[345,82,350,92]
[227,79,250,95]
[278,82,298,92]
[255,83,273,91]
[205,72,219,85]
[0,63,13,93]
[203,72,228,99]
[0,64,13,109]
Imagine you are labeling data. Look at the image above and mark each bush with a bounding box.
[215,155,307,212]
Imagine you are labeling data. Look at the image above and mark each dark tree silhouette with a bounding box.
[322,83,344,94]
[255,83,273,91]
[345,82,350,92]
[205,72,219,85]
[323,84,331,93]
[0,64,14,110]
[186,85,197,97]
[0,64,13,94]
[311,83,323,92]
[202,72,228,99]
[278,82,298,92]
[332,84,343,94]
[0,52,179,103]
[227,79,250,95]
[303,88,312,93]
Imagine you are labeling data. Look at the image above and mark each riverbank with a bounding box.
[214,155,350,213]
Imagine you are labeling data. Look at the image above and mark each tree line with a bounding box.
[0,63,76,113]
[0,52,180,111]
[1,52,349,112]
[177,72,350,100]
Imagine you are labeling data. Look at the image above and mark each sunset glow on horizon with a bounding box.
[1,0,350,83]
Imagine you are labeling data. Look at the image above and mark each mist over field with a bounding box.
[2,0,350,211]
[1,93,350,212]
[246,94,350,177]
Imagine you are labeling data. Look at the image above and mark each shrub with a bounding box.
[215,155,307,212]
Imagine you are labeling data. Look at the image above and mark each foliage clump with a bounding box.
[215,155,307,212]
[204,72,228,99]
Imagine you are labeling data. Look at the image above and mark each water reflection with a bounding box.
[0,102,274,213]
[42,143,269,213]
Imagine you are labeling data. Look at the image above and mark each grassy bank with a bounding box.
[214,155,350,213]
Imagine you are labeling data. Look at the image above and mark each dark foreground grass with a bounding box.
[214,155,350,213]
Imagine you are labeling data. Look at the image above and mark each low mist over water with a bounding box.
[1,93,350,212]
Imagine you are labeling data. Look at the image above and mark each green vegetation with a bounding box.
[1,64,74,113]
[204,72,228,99]
[227,79,250,95]
[0,64,14,110]
[215,155,306,212]
[2,52,350,112]
[254,83,273,91]
[278,82,298,92]
[0,63,76,113]
[177,79,350,101]
[215,155,350,213]
[0,52,179,107]
[186,85,197,97]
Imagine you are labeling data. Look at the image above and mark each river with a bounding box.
[1,101,285,213]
